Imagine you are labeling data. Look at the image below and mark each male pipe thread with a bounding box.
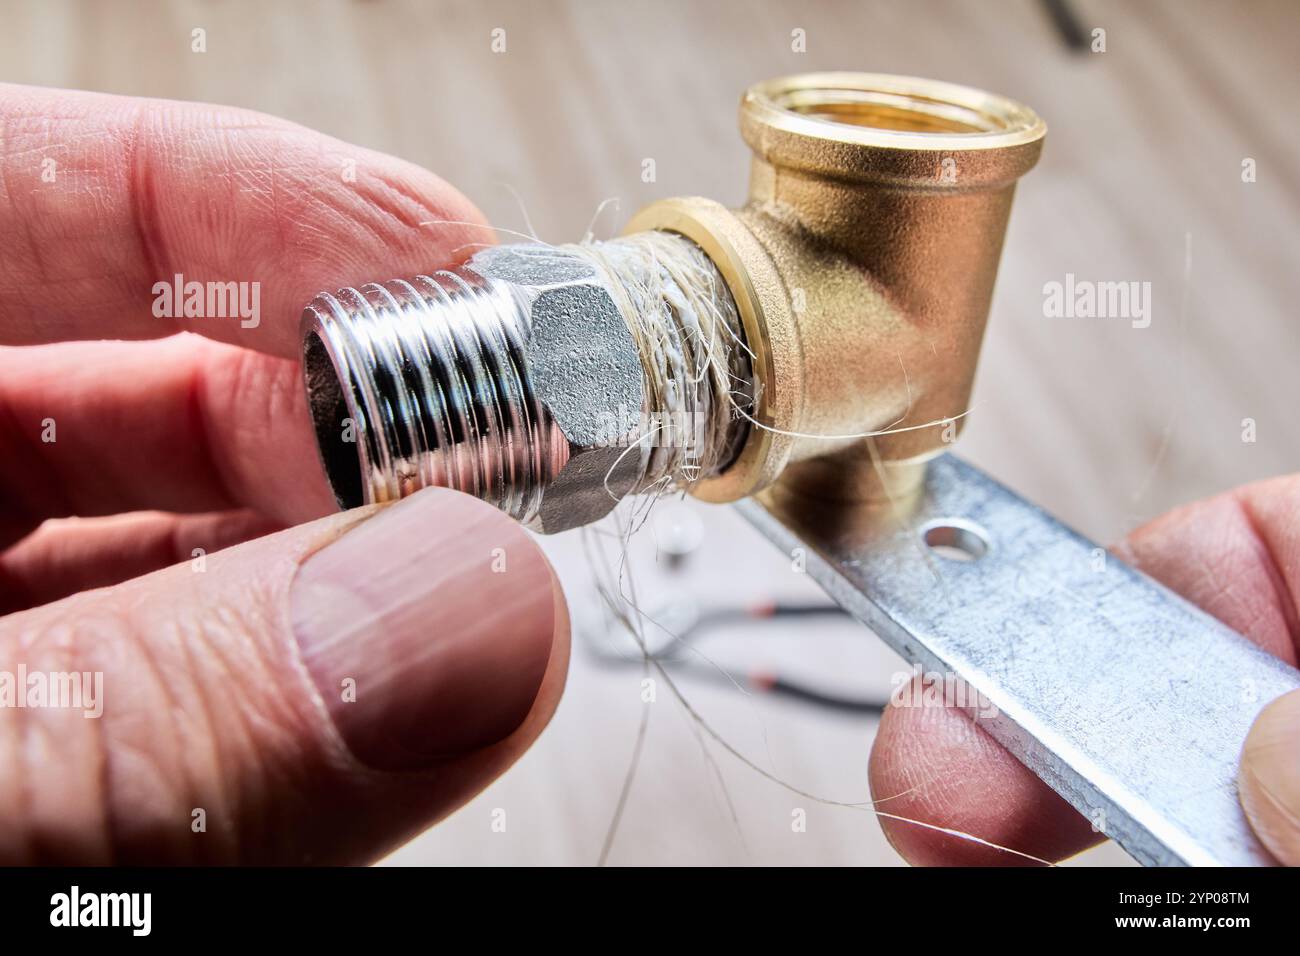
[301,268,568,521]
[300,235,750,531]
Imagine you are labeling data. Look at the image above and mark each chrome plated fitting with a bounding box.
[301,236,748,533]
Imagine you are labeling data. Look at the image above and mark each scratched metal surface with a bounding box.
[740,454,1300,865]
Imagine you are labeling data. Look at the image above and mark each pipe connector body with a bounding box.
[627,72,1045,505]
[301,73,1045,531]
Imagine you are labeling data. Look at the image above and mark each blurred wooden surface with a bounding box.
[2,0,1296,865]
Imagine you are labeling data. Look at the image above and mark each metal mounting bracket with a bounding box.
[738,454,1300,866]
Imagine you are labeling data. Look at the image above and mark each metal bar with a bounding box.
[738,454,1300,866]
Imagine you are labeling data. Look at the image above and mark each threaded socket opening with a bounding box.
[771,81,1017,134]
[742,72,1046,188]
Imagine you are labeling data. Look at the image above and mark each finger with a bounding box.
[1239,688,1300,865]
[0,83,489,357]
[869,474,1300,865]
[0,488,569,864]
[869,678,1103,866]
[0,337,334,547]
[0,509,280,614]
[1115,475,1300,665]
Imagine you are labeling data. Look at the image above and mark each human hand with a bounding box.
[0,85,568,864]
[869,475,1300,865]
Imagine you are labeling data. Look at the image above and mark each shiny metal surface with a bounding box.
[629,73,1046,505]
[301,235,745,533]
[301,264,570,522]
[740,454,1300,866]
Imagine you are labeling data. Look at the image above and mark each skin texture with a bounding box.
[0,85,569,864]
[869,476,1300,866]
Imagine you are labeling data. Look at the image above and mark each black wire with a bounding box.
[762,677,885,715]
[1041,0,1090,53]
[588,600,888,715]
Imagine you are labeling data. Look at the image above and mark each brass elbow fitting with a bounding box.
[626,72,1046,505]
[301,73,1044,528]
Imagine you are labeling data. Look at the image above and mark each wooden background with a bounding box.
[2,0,1296,865]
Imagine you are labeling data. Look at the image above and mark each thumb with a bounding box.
[0,488,568,865]
[1240,688,1300,866]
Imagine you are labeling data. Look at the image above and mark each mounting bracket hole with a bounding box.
[921,519,990,562]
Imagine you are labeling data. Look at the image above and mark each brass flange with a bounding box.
[622,196,802,503]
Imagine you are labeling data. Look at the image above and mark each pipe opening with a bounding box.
[779,87,1002,134]
[747,73,1046,151]
[303,331,365,510]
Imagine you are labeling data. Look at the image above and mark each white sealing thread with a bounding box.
[565,231,754,492]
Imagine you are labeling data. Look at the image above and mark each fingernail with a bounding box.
[1239,688,1300,866]
[292,488,557,770]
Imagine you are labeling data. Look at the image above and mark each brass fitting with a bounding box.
[626,72,1045,505]
[301,72,1045,529]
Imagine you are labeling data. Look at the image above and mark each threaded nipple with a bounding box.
[301,234,752,533]
[301,269,568,521]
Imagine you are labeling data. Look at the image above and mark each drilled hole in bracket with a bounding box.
[921,519,990,562]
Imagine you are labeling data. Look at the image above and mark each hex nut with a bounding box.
[467,246,648,532]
